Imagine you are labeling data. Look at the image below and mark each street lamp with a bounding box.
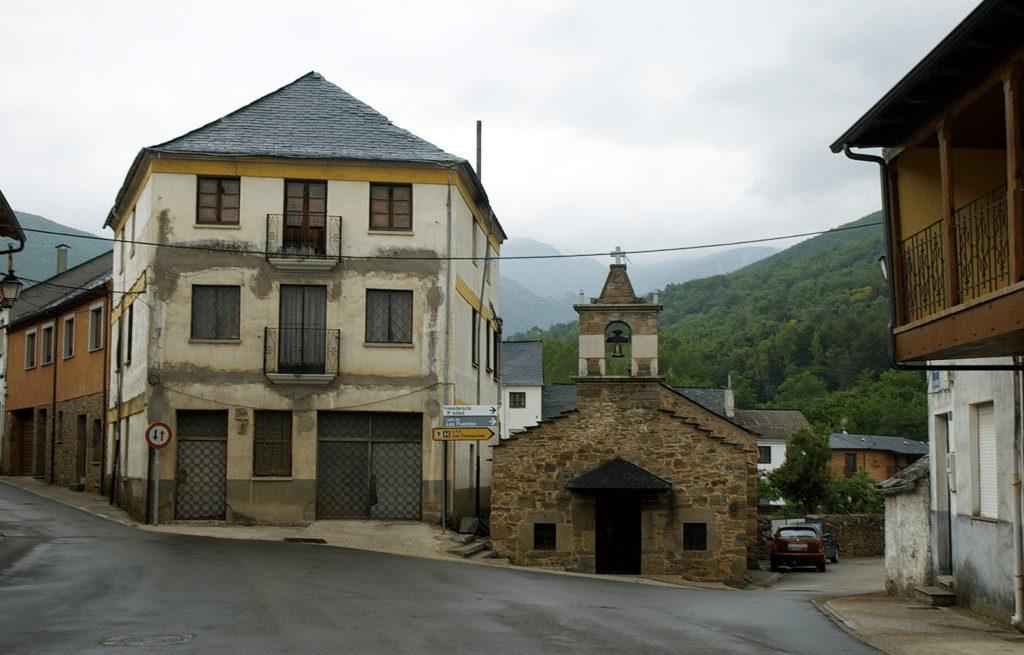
[0,268,22,309]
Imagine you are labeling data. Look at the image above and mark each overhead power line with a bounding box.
[15,221,882,262]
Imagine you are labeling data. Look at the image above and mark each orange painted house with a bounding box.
[3,251,112,491]
[828,433,927,482]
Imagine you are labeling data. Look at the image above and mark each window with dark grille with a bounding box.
[254,411,292,477]
[125,305,133,365]
[534,523,556,550]
[197,177,240,224]
[683,523,707,551]
[366,289,413,343]
[177,409,229,438]
[845,453,857,474]
[191,286,240,340]
[370,184,412,230]
[471,309,479,367]
[492,327,501,379]
[757,445,771,464]
[509,392,526,408]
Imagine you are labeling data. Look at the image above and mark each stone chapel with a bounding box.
[490,261,758,585]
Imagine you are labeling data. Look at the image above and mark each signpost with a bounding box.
[432,427,494,441]
[442,405,498,429]
[145,422,172,526]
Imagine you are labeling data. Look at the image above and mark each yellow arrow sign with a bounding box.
[432,427,495,441]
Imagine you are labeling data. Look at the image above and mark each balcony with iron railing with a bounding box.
[264,326,340,385]
[897,183,1012,324]
[892,181,1024,360]
[266,214,342,272]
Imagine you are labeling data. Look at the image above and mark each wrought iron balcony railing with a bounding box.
[266,214,342,260]
[953,183,1009,304]
[897,182,1015,324]
[898,219,945,324]
[264,326,340,376]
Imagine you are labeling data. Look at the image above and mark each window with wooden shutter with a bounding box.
[370,184,412,231]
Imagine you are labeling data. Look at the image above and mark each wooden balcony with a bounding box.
[893,183,1024,361]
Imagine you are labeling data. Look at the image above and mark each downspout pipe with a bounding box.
[1012,358,1023,629]
[842,144,1024,372]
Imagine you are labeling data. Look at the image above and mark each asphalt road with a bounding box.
[0,484,884,655]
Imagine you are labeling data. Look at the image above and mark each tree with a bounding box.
[768,426,833,514]
[826,470,884,514]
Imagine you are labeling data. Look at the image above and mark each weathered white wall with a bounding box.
[928,359,1019,622]
[885,480,932,595]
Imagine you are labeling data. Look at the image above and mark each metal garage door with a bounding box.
[316,412,421,520]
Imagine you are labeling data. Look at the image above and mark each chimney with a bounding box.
[56,244,70,273]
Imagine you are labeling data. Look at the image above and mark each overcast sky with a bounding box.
[1,0,980,263]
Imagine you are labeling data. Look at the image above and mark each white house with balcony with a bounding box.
[103,72,504,527]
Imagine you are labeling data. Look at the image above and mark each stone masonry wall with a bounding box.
[491,380,757,586]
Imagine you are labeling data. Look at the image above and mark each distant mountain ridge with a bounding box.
[9,212,111,287]
[499,237,778,335]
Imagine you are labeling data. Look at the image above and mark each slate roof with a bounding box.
[151,72,464,164]
[107,72,498,231]
[829,433,929,456]
[9,251,112,327]
[565,457,672,491]
[671,387,732,419]
[541,384,579,421]
[878,455,930,495]
[734,409,810,441]
[501,341,543,386]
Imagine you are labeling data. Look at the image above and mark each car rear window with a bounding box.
[779,528,818,539]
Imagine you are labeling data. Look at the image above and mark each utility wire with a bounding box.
[13,221,882,262]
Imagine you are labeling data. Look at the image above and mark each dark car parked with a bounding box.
[770,526,826,572]
[795,522,839,563]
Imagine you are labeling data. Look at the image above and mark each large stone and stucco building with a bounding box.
[103,72,504,526]
[490,263,757,585]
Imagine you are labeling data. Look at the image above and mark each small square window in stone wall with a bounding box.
[683,523,707,550]
[534,523,556,550]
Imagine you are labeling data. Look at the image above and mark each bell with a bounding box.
[612,342,624,358]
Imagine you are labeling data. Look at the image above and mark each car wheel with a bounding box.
[831,550,839,564]
[770,560,780,572]
[817,561,827,572]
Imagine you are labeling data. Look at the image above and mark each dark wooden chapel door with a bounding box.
[595,492,641,574]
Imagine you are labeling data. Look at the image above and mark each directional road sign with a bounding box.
[442,404,499,428]
[432,427,495,441]
[146,422,172,450]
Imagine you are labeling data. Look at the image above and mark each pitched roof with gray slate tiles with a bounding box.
[501,341,543,386]
[878,454,930,495]
[541,384,579,421]
[733,409,810,441]
[671,387,732,419]
[829,433,929,456]
[152,72,464,164]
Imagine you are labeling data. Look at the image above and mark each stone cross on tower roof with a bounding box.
[611,246,625,266]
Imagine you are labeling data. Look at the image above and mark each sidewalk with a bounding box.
[4,476,1023,654]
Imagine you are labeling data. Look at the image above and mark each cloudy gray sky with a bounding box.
[2,0,979,262]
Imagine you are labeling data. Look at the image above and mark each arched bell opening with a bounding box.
[604,321,632,376]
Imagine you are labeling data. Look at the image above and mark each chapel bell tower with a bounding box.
[575,248,662,379]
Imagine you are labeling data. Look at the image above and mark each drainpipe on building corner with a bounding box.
[1012,358,1023,629]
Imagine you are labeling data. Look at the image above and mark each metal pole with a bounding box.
[152,448,160,526]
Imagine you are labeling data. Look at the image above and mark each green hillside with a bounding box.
[9,212,112,288]
[513,212,927,440]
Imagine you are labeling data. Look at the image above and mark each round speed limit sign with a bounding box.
[146,422,172,450]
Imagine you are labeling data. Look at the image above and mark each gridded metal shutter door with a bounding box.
[175,440,227,520]
[317,441,370,519]
[370,442,421,519]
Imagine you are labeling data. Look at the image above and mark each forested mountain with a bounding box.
[10,212,111,287]
[511,212,928,440]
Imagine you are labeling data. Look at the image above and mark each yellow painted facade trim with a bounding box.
[111,271,147,325]
[106,393,146,422]
[114,156,499,253]
[455,274,499,331]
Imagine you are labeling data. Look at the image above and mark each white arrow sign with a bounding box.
[442,405,498,417]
